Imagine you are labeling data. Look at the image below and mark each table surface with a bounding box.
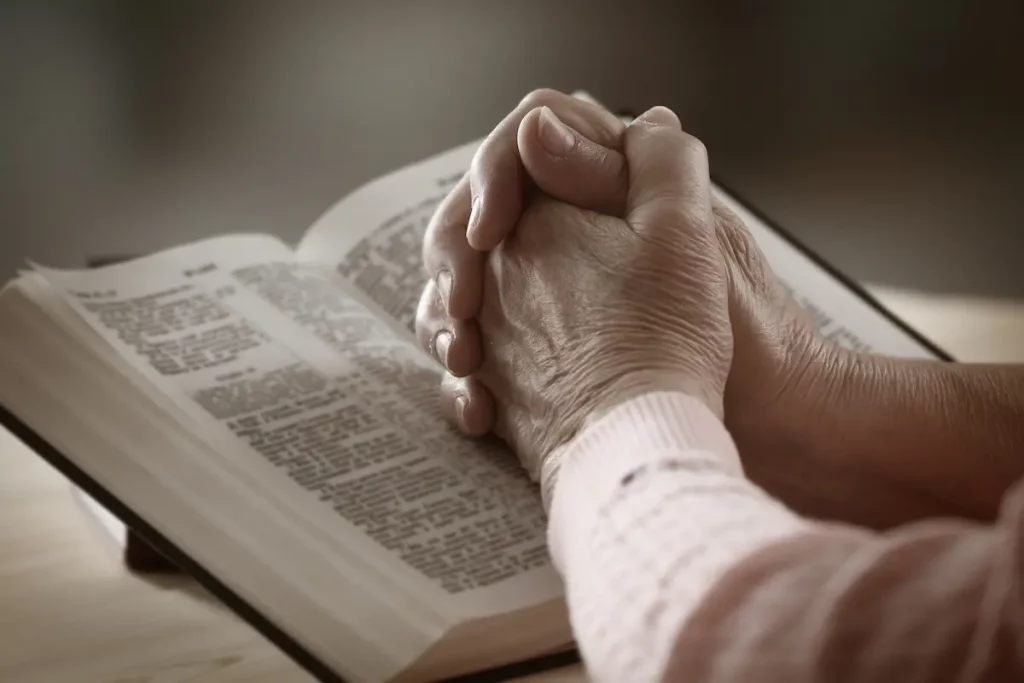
[1,286,1022,683]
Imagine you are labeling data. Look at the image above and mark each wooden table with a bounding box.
[2,287,1021,683]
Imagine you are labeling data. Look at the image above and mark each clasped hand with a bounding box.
[415,90,826,503]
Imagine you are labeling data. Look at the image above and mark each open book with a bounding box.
[0,102,948,683]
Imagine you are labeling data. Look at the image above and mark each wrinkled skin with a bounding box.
[416,98,828,480]
[427,107,740,493]
[417,90,1024,531]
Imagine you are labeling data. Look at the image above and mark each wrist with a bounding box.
[767,344,868,456]
[542,372,727,513]
[544,389,741,516]
[724,337,888,523]
[729,342,995,528]
[586,368,725,427]
[723,327,845,451]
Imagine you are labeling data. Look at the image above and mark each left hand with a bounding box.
[416,93,827,451]
[417,89,627,381]
[447,108,734,496]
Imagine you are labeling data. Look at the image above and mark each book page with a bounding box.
[295,91,599,334]
[296,141,477,336]
[713,189,940,359]
[36,235,563,618]
[298,138,939,360]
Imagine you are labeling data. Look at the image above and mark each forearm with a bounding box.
[550,390,1024,683]
[548,392,811,683]
[745,352,1024,526]
[666,488,1024,683]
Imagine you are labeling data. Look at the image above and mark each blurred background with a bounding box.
[1,1,1022,306]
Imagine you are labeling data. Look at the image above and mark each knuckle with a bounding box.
[681,133,708,162]
[468,138,491,174]
[468,133,506,185]
[639,196,712,237]
[715,210,766,279]
[519,88,564,111]
[636,125,707,162]
[422,181,470,268]
[645,187,703,215]
[421,222,449,272]
[423,208,445,249]
[431,208,461,245]
[675,133,708,167]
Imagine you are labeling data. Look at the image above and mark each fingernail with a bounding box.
[537,106,576,156]
[634,106,680,128]
[455,395,468,424]
[434,330,453,366]
[467,195,481,240]
[436,270,452,313]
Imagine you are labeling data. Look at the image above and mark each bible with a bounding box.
[0,97,949,683]
[69,254,183,574]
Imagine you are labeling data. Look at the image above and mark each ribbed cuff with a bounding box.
[547,392,741,573]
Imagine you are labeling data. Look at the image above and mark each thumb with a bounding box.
[624,106,712,236]
[518,106,629,217]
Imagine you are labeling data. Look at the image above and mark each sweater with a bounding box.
[547,392,1023,683]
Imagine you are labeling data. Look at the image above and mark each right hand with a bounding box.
[416,89,629,434]
[419,90,1010,530]
[416,91,859,519]
[466,107,735,496]
[416,91,832,446]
